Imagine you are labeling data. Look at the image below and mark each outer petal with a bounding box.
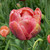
[9,21,26,40]
[0,26,9,30]
[20,24,32,40]
[33,8,42,24]
[31,23,41,37]
[9,9,21,23]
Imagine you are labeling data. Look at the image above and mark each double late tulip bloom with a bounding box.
[0,26,10,37]
[9,7,42,40]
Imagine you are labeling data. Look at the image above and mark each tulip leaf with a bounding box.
[32,38,43,50]
[10,44,23,50]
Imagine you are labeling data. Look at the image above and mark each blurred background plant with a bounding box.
[0,0,50,50]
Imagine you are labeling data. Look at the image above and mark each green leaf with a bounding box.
[10,44,23,50]
[32,38,43,50]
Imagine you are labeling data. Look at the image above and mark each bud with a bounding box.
[0,26,10,37]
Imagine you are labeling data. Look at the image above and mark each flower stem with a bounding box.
[5,40,10,50]
[24,40,28,50]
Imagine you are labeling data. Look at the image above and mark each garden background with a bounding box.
[0,0,50,50]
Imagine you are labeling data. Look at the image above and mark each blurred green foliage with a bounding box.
[0,0,50,50]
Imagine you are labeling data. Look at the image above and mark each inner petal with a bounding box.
[20,10,33,17]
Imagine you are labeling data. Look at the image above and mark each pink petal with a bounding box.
[31,23,41,37]
[9,21,26,40]
[9,9,21,23]
[33,8,42,24]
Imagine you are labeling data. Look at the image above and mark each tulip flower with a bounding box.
[0,26,10,37]
[9,7,42,40]
[47,35,50,44]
